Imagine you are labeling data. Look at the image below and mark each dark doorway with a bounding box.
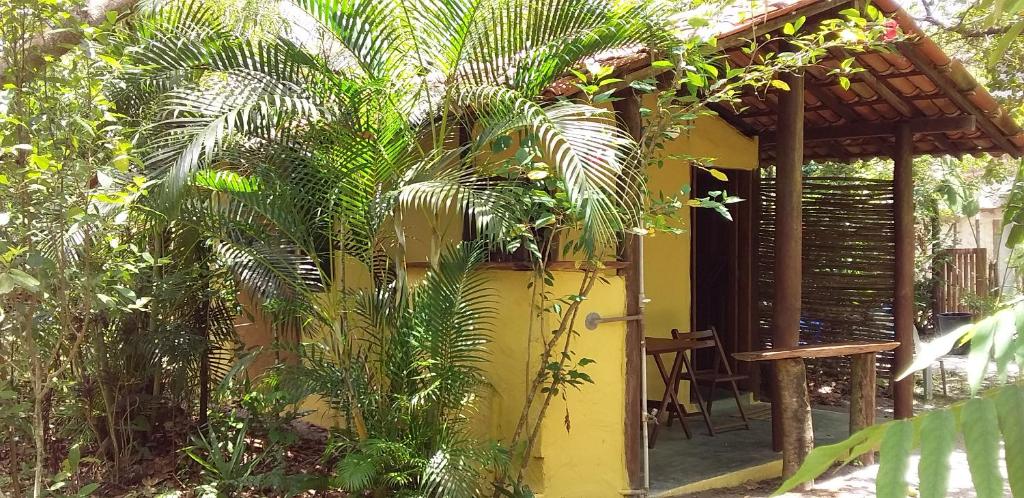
[690,168,756,382]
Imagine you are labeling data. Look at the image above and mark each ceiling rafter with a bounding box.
[759,115,976,145]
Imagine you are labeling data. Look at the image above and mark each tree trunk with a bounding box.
[849,353,877,465]
[26,312,45,498]
[0,0,136,83]
[92,330,122,477]
[198,281,210,428]
[775,358,813,487]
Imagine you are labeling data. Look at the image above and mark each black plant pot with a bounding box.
[936,312,973,355]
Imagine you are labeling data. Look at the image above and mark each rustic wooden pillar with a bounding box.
[893,124,914,419]
[772,69,805,452]
[849,352,877,464]
[775,358,813,481]
[612,89,645,490]
[976,247,989,296]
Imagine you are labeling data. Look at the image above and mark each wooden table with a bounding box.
[733,340,900,478]
[645,337,715,446]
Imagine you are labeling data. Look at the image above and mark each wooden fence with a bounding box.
[934,248,989,313]
[758,176,896,375]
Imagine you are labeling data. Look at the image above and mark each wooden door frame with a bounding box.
[689,168,758,390]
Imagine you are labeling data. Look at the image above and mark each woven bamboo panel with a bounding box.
[758,176,896,377]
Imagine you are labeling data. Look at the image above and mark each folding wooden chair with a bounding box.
[672,327,751,436]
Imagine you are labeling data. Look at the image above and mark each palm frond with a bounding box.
[408,243,493,411]
[296,0,411,82]
[466,87,642,254]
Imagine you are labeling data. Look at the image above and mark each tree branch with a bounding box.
[0,0,136,82]
[915,0,1015,38]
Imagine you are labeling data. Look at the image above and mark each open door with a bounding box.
[691,168,757,387]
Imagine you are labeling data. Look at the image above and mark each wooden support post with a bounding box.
[612,89,645,491]
[775,358,813,482]
[772,69,805,452]
[893,124,915,419]
[976,247,989,296]
[849,352,877,465]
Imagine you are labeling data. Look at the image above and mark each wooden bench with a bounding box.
[732,340,900,479]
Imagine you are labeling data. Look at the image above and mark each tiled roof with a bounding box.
[715,0,1024,163]
[548,0,1024,163]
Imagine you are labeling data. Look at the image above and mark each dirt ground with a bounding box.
[682,444,1010,497]
[683,355,1019,497]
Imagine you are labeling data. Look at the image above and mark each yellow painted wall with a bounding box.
[534,272,628,497]
[234,100,758,497]
[641,97,758,407]
[667,113,760,171]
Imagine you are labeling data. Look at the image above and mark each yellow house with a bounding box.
[236,0,1024,496]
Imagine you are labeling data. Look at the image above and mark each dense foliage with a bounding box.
[0,0,923,496]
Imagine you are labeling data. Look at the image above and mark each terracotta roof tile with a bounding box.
[549,0,1024,162]
[711,0,1024,162]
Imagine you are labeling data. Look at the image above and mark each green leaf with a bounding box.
[98,54,122,70]
[65,444,81,474]
[991,308,1017,382]
[96,293,117,308]
[898,322,969,380]
[770,79,790,91]
[686,71,705,88]
[918,410,955,498]
[995,386,1024,497]
[77,483,100,497]
[876,420,913,498]
[8,269,39,291]
[967,316,998,393]
[988,20,1024,67]
[1007,224,1024,248]
[962,398,1004,498]
[28,154,50,170]
[708,168,728,182]
[773,423,886,495]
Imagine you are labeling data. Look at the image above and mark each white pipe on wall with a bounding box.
[638,235,650,493]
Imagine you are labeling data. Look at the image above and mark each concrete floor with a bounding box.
[648,399,852,495]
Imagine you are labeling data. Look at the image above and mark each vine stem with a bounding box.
[495,267,599,493]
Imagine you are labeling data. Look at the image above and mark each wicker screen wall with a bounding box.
[758,176,897,376]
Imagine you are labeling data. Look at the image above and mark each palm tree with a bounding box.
[112,0,683,494]
[122,0,681,262]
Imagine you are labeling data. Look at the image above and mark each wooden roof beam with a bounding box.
[828,47,916,118]
[759,115,975,145]
[805,83,862,123]
[897,42,1019,155]
[827,47,958,153]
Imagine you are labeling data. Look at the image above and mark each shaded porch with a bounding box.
[648,401,857,496]
[609,0,1024,493]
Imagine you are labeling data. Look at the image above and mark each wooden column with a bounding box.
[849,352,877,464]
[775,358,814,480]
[771,69,807,456]
[893,124,914,419]
[612,90,645,490]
